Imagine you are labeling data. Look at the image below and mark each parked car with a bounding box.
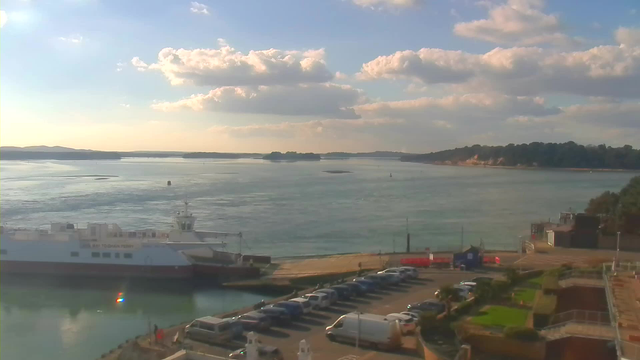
[378,268,408,281]
[325,312,402,349]
[257,307,291,325]
[400,311,420,322]
[363,274,388,287]
[353,278,378,292]
[228,345,284,360]
[185,316,234,344]
[301,293,331,309]
[236,311,272,331]
[435,285,471,301]
[379,273,402,286]
[268,301,303,319]
[314,288,339,304]
[289,297,313,314]
[386,313,417,334]
[399,266,419,279]
[343,281,367,296]
[407,300,446,315]
[459,281,477,291]
[224,317,244,338]
[330,285,353,300]
[471,276,493,283]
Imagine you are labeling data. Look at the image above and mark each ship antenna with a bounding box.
[184,199,189,214]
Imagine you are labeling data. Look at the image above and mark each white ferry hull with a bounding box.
[0,260,194,279]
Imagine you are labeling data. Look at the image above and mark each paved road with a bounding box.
[184,269,499,360]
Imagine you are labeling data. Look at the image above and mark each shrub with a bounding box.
[503,326,541,342]
[505,267,520,285]
[518,269,544,281]
[491,280,510,297]
[455,300,474,315]
[437,284,461,302]
[474,281,493,301]
[533,293,557,328]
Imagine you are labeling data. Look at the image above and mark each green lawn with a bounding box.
[528,276,544,287]
[513,288,537,305]
[472,306,529,328]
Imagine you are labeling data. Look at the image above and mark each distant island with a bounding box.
[323,151,410,159]
[1,151,121,161]
[401,142,640,170]
[263,151,321,161]
[183,152,242,159]
[323,170,352,174]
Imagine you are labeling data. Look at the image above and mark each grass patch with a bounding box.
[472,306,529,328]
[528,276,544,287]
[513,288,537,305]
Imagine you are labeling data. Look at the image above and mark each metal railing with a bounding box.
[549,310,610,327]
[620,341,640,360]
[603,263,624,359]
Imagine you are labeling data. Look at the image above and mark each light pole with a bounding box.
[616,231,621,265]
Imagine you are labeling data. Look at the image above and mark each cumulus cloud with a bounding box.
[135,43,333,87]
[453,0,582,47]
[190,2,209,15]
[151,83,366,119]
[58,34,84,44]
[355,93,560,128]
[1,11,7,28]
[208,118,404,138]
[551,102,640,129]
[352,0,423,11]
[616,27,640,47]
[131,57,149,72]
[358,45,640,98]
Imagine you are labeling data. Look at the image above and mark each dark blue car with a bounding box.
[330,285,352,300]
[353,278,378,292]
[343,282,367,296]
[269,301,303,319]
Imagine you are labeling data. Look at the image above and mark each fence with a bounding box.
[549,310,610,326]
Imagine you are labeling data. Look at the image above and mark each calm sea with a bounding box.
[0,158,635,360]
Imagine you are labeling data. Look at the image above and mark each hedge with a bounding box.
[503,326,541,342]
[455,300,474,315]
[533,293,557,328]
[541,274,560,294]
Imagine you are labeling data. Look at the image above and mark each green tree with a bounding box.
[505,267,520,285]
[473,281,493,301]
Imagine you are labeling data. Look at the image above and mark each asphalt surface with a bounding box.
[183,269,500,360]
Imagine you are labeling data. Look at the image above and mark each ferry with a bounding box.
[0,202,262,279]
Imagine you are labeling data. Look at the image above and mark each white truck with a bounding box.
[325,312,403,350]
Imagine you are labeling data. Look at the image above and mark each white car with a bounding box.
[386,313,417,334]
[289,297,313,314]
[399,267,419,279]
[378,269,408,281]
[435,285,471,301]
[301,293,330,309]
[459,281,477,291]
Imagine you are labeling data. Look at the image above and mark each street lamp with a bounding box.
[616,231,621,265]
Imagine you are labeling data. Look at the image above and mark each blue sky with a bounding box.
[1,0,639,152]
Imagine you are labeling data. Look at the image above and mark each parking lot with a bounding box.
[183,269,493,360]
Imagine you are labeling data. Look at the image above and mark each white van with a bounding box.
[289,297,313,314]
[325,312,402,350]
[185,316,233,344]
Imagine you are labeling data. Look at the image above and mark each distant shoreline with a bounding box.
[413,162,640,172]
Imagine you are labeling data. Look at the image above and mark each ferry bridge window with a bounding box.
[90,227,97,236]
[187,223,192,230]
[128,232,136,238]
[115,253,120,259]
[124,253,132,259]
[151,232,156,238]
[0,249,7,255]
[91,252,100,258]
[102,252,111,258]
[70,251,79,257]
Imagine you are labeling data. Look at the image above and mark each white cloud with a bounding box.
[151,83,366,119]
[120,104,131,108]
[551,102,640,129]
[355,93,560,126]
[450,8,461,20]
[136,43,333,87]
[615,27,640,47]
[217,38,228,47]
[58,34,84,44]
[1,11,7,28]
[208,118,404,138]
[190,2,209,15]
[358,45,640,98]
[116,62,125,72]
[131,57,149,72]
[453,0,582,47]
[352,0,423,11]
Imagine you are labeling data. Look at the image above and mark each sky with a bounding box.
[1,0,639,153]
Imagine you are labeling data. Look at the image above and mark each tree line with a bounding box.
[585,176,640,234]
[400,142,640,169]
